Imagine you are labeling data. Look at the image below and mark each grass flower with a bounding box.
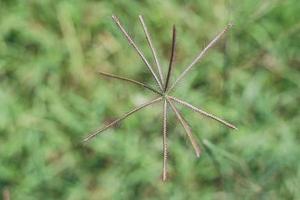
[84,15,237,181]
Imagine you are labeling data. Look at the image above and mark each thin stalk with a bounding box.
[167,98,201,157]
[164,25,176,92]
[138,15,164,85]
[83,97,162,142]
[98,71,162,95]
[112,15,163,91]
[169,96,237,130]
[3,188,10,200]
[168,24,233,92]
[162,99,168,181]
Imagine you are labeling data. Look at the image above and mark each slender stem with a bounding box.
[167,98,201,157]
[98,71,162,95]
[162,99,168,181]
[169,96,237,130]
[138,15,164,85]
[168,24,233,93]
[83,97,162,142]
[3,188,10,200]
[112,15,163,91]
[164,25,176,92]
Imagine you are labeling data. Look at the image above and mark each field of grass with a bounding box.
[0,0,299,199]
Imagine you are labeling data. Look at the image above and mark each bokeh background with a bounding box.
[0,0,299,199]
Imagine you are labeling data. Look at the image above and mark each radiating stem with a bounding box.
[139,15,164,85]
[162,99,168,181]
[83,97,162,142]
[167,98,201,157]
[164,25,176,92]
[112,15,163,91]
[169,96,237,130]
[98,71,162,95]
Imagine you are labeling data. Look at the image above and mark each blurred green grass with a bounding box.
[0,0,299,199]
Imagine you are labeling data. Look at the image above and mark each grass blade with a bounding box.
[139,15,164,85]
[168,24,232,92]
[169,96,237,130]
[167,98,201,157]
[83,97,162,142]
[112,15,163,91]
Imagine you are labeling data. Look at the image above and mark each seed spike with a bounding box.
[168,24,232,92]
[112,15,163,91]
[162,99,168,181]
[97,71,162,95]
[169,96,237,130]
[167,98,201,157]
[83,97,162,142]
[164,25,176,92]
[139,15,164,85]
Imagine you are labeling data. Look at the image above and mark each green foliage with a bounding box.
[0,0,299,199]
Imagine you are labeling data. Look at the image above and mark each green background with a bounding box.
[0,0,299,199]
